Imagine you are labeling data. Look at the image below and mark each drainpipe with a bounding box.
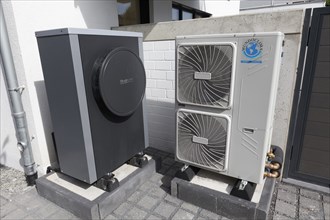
[0,4,37,185]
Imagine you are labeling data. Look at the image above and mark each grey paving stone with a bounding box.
[150,173,164,185]
[160,175,172,189]
[158,165,170,175]
[278,183,297,193]
[273,212,293,220]
[162,157,175,166]
[300,196,322,211]
[148,186,167,199]
[153,201,177,219]
[199,209,220,220]
[23,213,46,219]
[13,189,47,211]
[2,208,28,219]
[165,167,179,177]
[274,199,296,218]
[147,214,163,220]
[323,194,330,203]
[127,190,145,203]
[181,202,200,214]
[324,203,330,219]
[32,201,61,218]
[164,194,183,206]
[277,188,297,204]
[113,202,133,217]
[172,209,195,220]
[47,208,77,219]
[299,207,324,220]
[300,188,321,200]
[137,195,160,210]
[172,162,185,169]
[104,214,119,220]
[140,181,158,192]
[0,202,18,218]
[124,207,148,219]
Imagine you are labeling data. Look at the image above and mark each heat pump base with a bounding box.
[175,165,200,181]
[36,155,159,219]
[230,179,257,201]
[171,169,275,219]
[94,173,119,192]
[127,153,149,168]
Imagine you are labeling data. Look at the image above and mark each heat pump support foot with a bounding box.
[230,179,256,201]
[175,165,200,181]
[127,153,148,168]
[94,173,119,192]
[46,166,60,174]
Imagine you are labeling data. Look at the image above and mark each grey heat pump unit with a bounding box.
[36,28,148,184]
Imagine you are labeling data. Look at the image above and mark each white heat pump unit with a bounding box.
[175,32,284,184]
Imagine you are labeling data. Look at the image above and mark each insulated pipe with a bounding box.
[0,4,37,185]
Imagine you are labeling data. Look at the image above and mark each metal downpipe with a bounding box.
[0,4,37,185]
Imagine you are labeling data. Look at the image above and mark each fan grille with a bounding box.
[177,110,228,171]
[177,44,234,108]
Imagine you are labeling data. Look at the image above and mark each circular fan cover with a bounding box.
[177,111,228,171]
[93,48,146,117]
[177,44,234,108]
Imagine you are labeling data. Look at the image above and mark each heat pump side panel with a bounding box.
[227,34,284,184]
[37,35,96,183]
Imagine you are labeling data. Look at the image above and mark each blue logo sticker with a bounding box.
[241,38,263,64]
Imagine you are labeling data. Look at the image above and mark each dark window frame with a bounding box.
[172,1,212,21]
[117,0,149,26]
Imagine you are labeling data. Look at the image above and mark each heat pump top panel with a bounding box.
[176,43,236,109]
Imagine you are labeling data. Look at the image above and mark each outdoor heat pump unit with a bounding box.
[36,28,148,184]
[175,32,284,184]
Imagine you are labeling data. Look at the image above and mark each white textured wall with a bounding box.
[0,0,118,172]
[150,0,239,23]
[143,41,176,153]
[204,0,240,17]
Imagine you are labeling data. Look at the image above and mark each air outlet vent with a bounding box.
[176,109,230,172]
[177,44,236,109]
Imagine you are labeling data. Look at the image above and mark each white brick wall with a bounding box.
[143,41,176,153]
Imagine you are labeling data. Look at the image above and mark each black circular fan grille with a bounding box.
[177,44,233,108]
[177,111,228,171]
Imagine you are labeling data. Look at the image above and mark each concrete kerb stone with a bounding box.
[98,158,157,219]
[36,174,100,219]
[36,157,158,220]
[171,177,276,220]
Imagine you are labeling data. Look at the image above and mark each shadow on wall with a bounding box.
[145,98,176,154]
[34,80,57,167]
[73,0,119,29]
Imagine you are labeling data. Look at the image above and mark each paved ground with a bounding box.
[1,147,329,219]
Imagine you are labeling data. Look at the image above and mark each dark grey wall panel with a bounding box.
[314,62,330,77]
[303,135,329,152]
[309,93,330,108]
[307,107,330,123]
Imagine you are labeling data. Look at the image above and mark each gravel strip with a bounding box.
[0,164,32,197]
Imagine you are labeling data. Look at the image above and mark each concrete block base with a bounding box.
[36,156,158,219]
[171,169,276,220]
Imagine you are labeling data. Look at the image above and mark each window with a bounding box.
[117,0,149,26]
[172,2,211,21]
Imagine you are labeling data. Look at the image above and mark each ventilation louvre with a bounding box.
[177,44,235,109]
[176,110,230,172]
